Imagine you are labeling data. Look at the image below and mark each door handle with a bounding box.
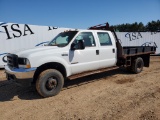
[112,48,115,53]
[96,50,99,55]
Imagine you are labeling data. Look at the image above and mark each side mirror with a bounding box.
[71,43,76,50]
[71,40,85,50]
[78,40,85,49]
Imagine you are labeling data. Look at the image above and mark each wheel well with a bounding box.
[120,54,150,67]
[141,54,150,67]
[33,62,66,83]
[130,54,150,67]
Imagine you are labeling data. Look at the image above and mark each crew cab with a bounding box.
[4,24,156,97]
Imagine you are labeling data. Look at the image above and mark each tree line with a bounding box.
[111,20,160,32]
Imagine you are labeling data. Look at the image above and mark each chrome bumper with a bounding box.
[5,65,36,79]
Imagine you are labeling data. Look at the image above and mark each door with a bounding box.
[69,32,99,75]
[97,32,116,68]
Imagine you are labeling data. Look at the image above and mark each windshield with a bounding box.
[48,31,78,47]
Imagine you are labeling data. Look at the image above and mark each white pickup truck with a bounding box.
[4,24,156,97]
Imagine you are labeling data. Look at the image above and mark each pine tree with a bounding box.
[112,20,159,32]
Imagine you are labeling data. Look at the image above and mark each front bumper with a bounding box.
[5,65,37,86]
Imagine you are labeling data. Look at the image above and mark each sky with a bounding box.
[0,0,160,29]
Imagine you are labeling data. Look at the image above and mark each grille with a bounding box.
[7,54,19,68]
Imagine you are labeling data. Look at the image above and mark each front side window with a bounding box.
[48,31,78,47]
[73,32,96,47]
[97,32,112,46]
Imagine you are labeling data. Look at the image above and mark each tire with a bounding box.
[131,57,144,74]
[36,69,64,97]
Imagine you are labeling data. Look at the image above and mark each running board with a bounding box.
[68,66,118,80]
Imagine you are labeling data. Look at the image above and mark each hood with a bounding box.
[13,46,60,58]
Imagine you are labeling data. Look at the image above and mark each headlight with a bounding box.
[18,58,31,68]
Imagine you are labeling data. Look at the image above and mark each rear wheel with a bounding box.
[131,57,144,74]
[36,69,64,97]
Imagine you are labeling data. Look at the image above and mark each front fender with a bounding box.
[30,56,71,76]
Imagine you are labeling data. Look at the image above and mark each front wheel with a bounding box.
[36,69,64,97]
[132,57,144,74]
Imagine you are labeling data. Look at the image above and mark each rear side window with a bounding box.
[97,32,112,46]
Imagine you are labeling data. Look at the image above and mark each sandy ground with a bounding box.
[0,56,160,120]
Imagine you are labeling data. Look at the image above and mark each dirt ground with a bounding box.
[0,56,160,120]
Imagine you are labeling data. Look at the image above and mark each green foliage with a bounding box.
[112,20,160,32]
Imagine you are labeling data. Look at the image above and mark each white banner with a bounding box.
[116,32,160,54]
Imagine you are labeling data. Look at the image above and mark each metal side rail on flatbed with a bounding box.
[122,46,156,57]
